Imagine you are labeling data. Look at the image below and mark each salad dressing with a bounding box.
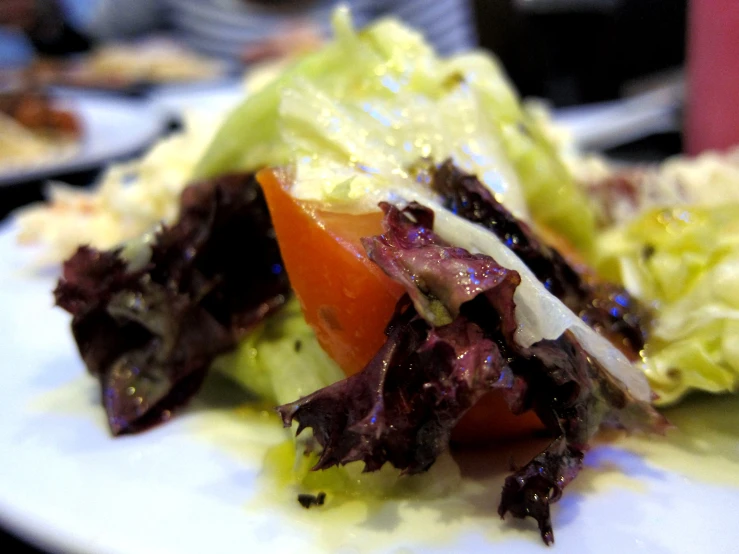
[34,371,739,551]
[605,393,739,488]
[191,388,739,552]
[30,376,106,423]
[243,435,558,551]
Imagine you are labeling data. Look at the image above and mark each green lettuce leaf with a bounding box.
[213,297,462,498]
[212,298,345,405]
[596,204,739,404]
[442,54,597,253]
[194,7,596,253]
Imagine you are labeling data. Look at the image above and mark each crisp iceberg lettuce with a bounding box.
[195,7,596,253]
[201,8,648,406]
[213,298,345,405]
[596,204,739,403]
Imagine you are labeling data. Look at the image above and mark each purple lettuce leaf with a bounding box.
[498,435,583,545]
[278,202,666,545]
[358,202,521,328]
[431,160,649,360]
[55,173,290,435]
[278,294,514,475]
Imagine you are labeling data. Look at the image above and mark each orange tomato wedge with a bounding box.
[258,169,405,375]
[258,169,544,443]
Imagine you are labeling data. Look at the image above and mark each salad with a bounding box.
[17,7,738,547]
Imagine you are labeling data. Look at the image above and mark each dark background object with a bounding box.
[474,0,687,106]
[604,130,682,163]
[0,531,49,554]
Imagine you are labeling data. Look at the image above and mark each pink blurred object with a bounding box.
[685,0,739,155]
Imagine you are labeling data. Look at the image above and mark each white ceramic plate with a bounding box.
[1,222,738,554]
[553,87,682,151]
[0,95,166,187]
[147,80,247,119]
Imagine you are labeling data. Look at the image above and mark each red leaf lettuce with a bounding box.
[431,160,648,360]
[278,202,666,544]
[55,173,290,435]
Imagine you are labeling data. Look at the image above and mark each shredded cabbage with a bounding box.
[596,204,739,404]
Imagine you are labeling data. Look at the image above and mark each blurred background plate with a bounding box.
[553,84,683,152]
[147,79,247,119]
[0,94,166,187]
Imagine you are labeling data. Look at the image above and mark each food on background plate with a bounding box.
[29,40,226,90]
[85,41,225,83]
[13,6,736,546]
[0,89,82,170]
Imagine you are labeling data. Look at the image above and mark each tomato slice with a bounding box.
[258,169,544,443]
[258,169,404,375]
